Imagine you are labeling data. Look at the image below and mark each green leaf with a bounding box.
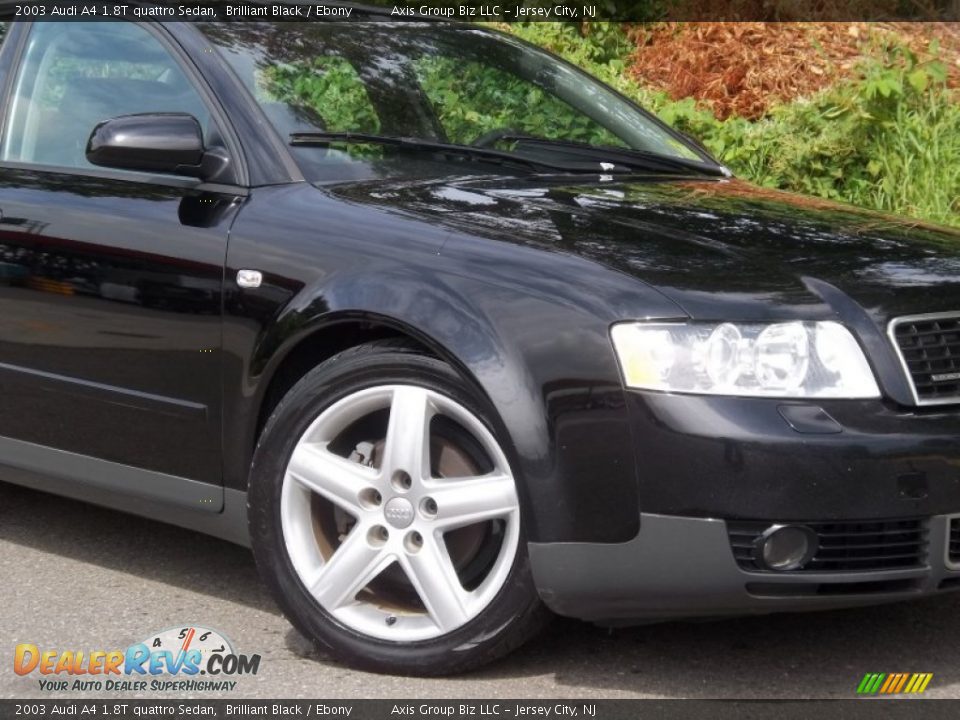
[907,69,929,93]
[926,61,948,84]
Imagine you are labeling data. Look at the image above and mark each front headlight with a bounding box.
[610,321,880,398]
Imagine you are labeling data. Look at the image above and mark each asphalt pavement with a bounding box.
[2,479,959,700]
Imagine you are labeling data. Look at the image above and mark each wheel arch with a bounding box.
[251,312,496,448]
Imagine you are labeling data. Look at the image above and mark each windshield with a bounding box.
[201,22,715,182]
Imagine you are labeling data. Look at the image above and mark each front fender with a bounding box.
[222,183,685,543]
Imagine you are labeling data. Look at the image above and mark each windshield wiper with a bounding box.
[289,132,638,175]
[490,135,728,177]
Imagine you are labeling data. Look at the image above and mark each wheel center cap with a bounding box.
[383,497,415,529]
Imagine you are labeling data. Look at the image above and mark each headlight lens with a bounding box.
[610,321,880,398]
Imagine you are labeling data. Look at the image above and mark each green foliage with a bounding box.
[672,44,958,227]
[266,57,381,133]
[504,21,636,86]
[413,56,625,147]
[508,22,960,228]
[262,43,626,154]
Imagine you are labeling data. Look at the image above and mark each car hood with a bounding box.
[325,175,960,323]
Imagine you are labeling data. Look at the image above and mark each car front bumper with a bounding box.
[624,393,960,521]
[528,512,960,623]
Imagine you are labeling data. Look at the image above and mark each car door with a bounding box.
[0,21,243,504]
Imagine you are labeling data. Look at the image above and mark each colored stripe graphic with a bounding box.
[856,673,885,694]
[879,674,897,694]
[857,673,933,695]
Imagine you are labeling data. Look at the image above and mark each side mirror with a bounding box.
[86,113,228,181]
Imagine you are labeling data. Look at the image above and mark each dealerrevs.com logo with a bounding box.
[14,626,261,693]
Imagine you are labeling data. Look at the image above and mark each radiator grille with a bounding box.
[890,314,960,405]
[729,518,928,573]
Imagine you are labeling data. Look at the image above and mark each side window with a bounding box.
[1,22,216,172]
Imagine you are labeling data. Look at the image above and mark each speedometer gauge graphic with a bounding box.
[140,626,234,668]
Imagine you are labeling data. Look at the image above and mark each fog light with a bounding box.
[754,524,818,571]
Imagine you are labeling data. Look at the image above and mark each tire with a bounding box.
[248,340,551,675]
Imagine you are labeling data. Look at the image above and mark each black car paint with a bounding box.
[0,164,240,482]
[0,20,957,555]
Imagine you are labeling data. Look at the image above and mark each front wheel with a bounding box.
[248,341,550,675]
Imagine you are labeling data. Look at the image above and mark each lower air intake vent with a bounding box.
[729,518,928,573]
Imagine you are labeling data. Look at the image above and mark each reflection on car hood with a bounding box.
[324,175,960,322]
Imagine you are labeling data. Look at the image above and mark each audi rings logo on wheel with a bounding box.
[384,497,416,528]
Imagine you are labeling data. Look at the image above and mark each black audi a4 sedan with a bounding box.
[0,10,959,675]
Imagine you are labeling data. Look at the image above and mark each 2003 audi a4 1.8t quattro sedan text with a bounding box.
[0,10,959,675]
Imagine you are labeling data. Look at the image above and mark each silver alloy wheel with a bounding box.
[280,384,521,642]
